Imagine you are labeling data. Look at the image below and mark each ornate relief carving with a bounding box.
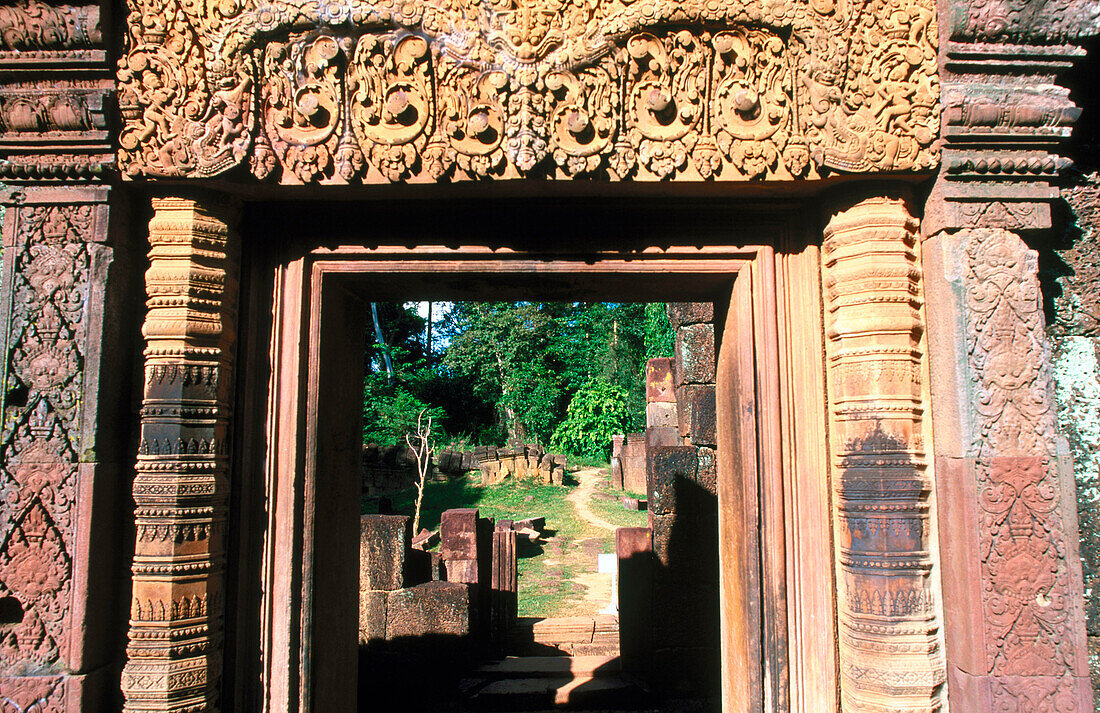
[926,0,1099,235]
[0,0,113,182]
[0,0,101,51]
[960,228,1086,708]
[0,675,65,713]
[822,197,946,713]
[118,0,940,182]
[0,204,93,679]
[0,197,104,713]
[950,0,1100,44]
[0,83,105,135]
[121,197,238,713]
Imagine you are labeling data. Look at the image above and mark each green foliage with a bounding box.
[364,300,676,454]
[551,377,640,461]
[361,376,445,445]
[645,302,675,359]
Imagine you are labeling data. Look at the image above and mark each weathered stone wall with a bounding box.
[1054,183,1100,697]
[642,304,720,699]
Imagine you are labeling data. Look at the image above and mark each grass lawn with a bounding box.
[587,469,649,530]
[367,474,614,617]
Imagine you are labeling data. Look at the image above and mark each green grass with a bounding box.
[366,474,607,617]
[587,470,649,530]
[374,476,583,534]
[587,495,649,530]
[567,454,611,470]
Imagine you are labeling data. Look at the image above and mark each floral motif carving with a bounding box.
[118,0,940,182]
[950,0,1100,44]
[0,0,101,51]
[961,228,1085,707]
[0,675,65,713]
[0,204,93,685]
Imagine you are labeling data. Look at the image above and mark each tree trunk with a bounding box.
[371,302,395,383]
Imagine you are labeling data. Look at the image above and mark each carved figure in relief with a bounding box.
[0,205,92,679]
[118,0,940,182]
[961,229,1084,709]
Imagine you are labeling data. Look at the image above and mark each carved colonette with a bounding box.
[920,0,1100,709]
[821,197,944,713]
[121,199,239,713]
[117,0,939,183]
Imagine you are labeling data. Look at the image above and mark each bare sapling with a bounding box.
[406,409,434,535]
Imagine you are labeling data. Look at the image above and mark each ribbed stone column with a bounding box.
[821,196,946,713]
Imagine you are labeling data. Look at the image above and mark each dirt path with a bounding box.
[562,468,619,614]
[567,467,619,533]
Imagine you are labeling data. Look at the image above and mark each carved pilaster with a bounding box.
[925,228,1092,711]
[926,0,1100,235]
[0,0,113,182]
[822,197,946,712]
[122,197,238,713]
[0,185,117,711]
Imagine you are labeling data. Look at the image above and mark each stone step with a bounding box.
[475,655,621,679]
[466,675,646,710]
[506,615,621,657]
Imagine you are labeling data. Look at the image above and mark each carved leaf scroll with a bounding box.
[961,228,1085,708]
[118,0,940,182]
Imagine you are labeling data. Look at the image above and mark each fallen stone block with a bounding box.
[412,528,439,550]
[441,508,479,561]
[514,516,545,531]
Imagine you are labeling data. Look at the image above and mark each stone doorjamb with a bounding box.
[253,225,840,713]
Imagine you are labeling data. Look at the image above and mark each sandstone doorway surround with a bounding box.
[127,191,942,713]
[0,0,1094,710]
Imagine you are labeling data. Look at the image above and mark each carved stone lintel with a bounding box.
[121,197,239,713]
[822,196,946,713]
[117,0,940,182]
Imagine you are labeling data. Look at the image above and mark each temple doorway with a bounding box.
[226,197,834,713]
[353,297,720,711]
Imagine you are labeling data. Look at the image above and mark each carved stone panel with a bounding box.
[0,188,110,711]
[0,1,113,182]
[927,228,1093,712]
[821,197,946,713]
[118,0,940,182]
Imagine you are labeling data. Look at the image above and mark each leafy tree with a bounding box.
[551,377,638,461]
[645,302,676,359]
[362,375,445,445]
[365,300,677,455]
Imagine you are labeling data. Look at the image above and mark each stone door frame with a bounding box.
[235,204,837,713]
